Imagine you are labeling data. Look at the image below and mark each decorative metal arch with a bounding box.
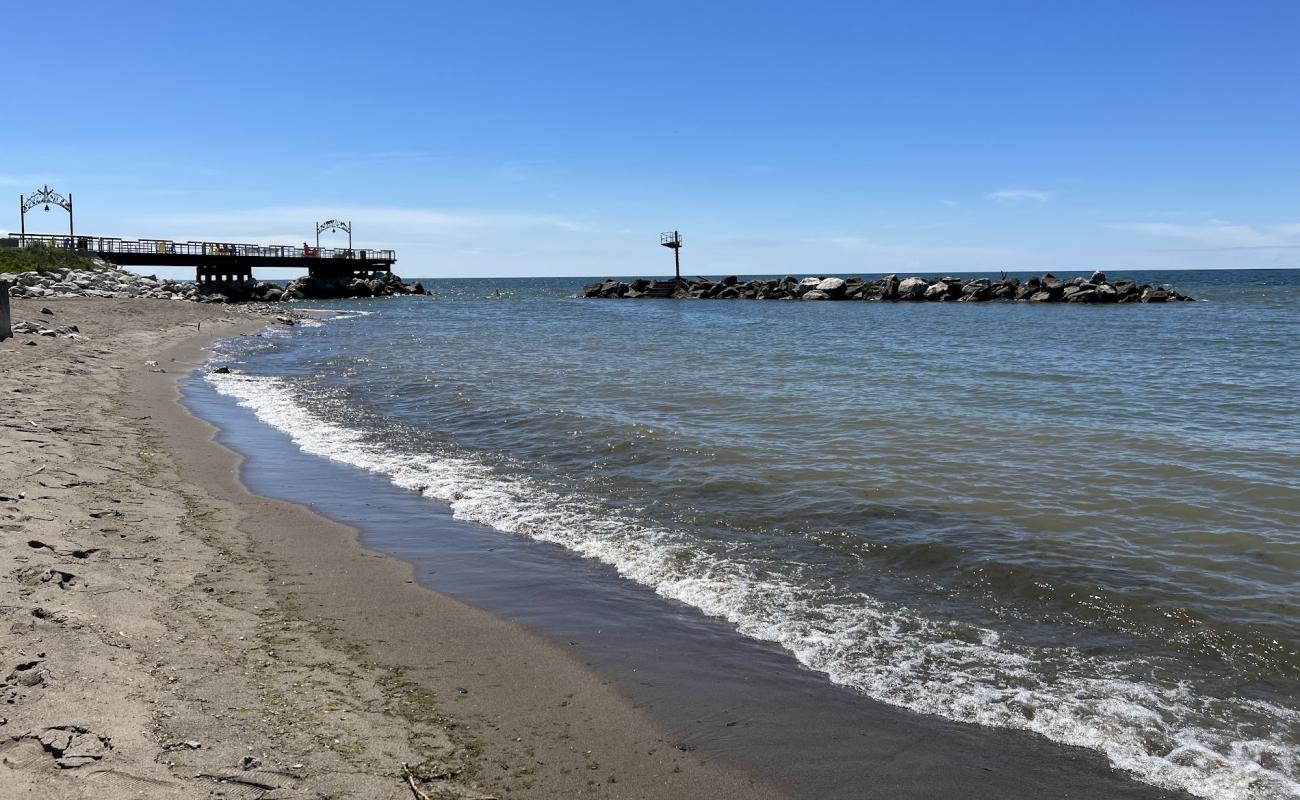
[19,185,74,243]
[315,219,352,250]
[22,185,71,214]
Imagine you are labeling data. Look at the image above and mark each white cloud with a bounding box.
[1116,220,1300,250]
[128,205,591,242]
[986,188,1051,203]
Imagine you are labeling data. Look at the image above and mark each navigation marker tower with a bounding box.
[659,230,683,280]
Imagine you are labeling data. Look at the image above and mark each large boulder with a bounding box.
[898,277,928,300]
[1041,273,1065,291]
[816,277,847,297]
[924,281,950,301]
[801,290,830,301]
[797,277,822,296]
[855,281,883,300]
[962,279,993,300]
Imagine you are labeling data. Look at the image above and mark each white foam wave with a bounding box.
[206,370,1299,800]
[295,308,374,328]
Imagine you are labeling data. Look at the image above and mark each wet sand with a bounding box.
[1,296,1190,799]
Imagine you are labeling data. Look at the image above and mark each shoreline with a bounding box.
[186,367,1197,800]
[2,297,1192,799]
[0,297,777,799]
[149,311,784,797]
[188,303,1196,799]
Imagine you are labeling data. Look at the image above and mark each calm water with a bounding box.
[207,269,1299,800]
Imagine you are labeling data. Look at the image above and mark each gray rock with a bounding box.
[801,290,830,301]
[924,281,951,301]
[898,277,928,299]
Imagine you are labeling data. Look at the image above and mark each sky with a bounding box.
[4,0,1299,278]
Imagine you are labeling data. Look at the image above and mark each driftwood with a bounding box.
[404,764,434,800]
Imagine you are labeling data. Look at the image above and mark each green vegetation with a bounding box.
[0,243,100,274]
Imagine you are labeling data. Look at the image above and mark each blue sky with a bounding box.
[4,0,1299,278]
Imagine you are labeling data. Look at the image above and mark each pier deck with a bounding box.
[6,233,396,283]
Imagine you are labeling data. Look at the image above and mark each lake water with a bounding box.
[204,269,1299,800]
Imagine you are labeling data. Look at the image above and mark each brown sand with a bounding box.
[0,297,779,799]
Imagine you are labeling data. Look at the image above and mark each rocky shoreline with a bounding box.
[583,272,1196,303]
[2,259,427,303]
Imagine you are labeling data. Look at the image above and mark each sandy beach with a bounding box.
[0,297,778,799]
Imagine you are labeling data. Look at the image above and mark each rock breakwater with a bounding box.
[582,272,1195,303]
[2,261,427,303]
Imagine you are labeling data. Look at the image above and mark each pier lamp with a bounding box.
[19,185,74,245]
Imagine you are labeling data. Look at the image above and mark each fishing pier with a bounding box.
[6,233,396,284]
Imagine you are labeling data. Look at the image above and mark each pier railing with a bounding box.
[7,232,394,262]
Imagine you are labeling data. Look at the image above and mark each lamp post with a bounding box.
[20,185,74,246]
